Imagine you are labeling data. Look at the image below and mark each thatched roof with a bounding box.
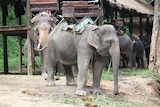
[0,0,154,15]
[108,0,154,15]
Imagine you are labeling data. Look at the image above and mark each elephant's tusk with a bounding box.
[31,44,47,52]
[37,43,41,49]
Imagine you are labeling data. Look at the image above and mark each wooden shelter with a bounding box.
[108,0,154,15]
[103,0,154,36]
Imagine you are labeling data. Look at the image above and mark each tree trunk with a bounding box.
[149,0,160,72]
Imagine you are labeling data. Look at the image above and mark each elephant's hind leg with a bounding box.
[63,65,77,86]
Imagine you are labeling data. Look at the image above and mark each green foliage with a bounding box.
[124,25,131,36]
[0,9,2,25]
[0,36,3,58]
[0,56,18,70]
[6,5,27,25]
[8,57,19,70]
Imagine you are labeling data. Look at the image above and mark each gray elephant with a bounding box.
[132,39,148,68]
[46,18,120,96]
[118,34,133,69]
[140,34,151,64]
[28,12,63,76]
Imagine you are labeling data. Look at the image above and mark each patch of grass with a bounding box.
[101,68,160,82]
[120,68,159,78]
[0,58,3,70]
[0,57,19,71]
[8,57,19,70]
[56,96,143,107]
[101,63,113,81]
[0,56,41,71]
[58,97,85,106]
[101,70,113,81]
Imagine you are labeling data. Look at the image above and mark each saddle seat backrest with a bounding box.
[30,0,59,13]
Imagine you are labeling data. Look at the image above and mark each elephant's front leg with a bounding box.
[91,58,103,95]
[75,58,90,96]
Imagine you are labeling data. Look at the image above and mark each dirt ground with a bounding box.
[0,71,160,107]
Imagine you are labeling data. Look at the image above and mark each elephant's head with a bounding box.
[87,24,120,95]
[31,15,56,51]
[87,24,119,56]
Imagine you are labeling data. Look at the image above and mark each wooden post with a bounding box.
[18,5,22,72]
[129,10,133,35]
[2,4,9,74]
[99,0,104,25]
[27,0,34,75]
[18,37,22,72]
[139,14,142,37]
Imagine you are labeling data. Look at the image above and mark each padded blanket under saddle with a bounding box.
[60,17,94,33]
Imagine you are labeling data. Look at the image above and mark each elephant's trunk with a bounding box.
[109,38,120,95]
[37,27,49,50]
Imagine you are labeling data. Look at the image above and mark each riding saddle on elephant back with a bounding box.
[60,17,95,35]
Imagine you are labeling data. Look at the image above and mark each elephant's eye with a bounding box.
[103,40,112,46]
[102,41,107,45]
[49,27,53,33]
[34,29,39,36]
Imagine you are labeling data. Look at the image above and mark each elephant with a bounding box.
[132,39,148,68]
[140,23,152,64]
[118,34,133,69]
[28,12,64,76]
[46,18,120,96]
[140,34,151,64]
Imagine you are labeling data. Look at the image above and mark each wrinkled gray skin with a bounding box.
[118,34,133,69]
[133,39,148,68]
[30,15,59,76]
[46,21,120,96]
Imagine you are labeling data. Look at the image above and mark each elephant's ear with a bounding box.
[87,27,100,49]
[31,16,36,23]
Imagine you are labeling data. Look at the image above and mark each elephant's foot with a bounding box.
[75,89,87,96]
[56,72,65,76]
[42,72,48,78]
[46,80,55,86]
[66,80,77,86]
[113,89,118,95]
[90,88,102,95]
